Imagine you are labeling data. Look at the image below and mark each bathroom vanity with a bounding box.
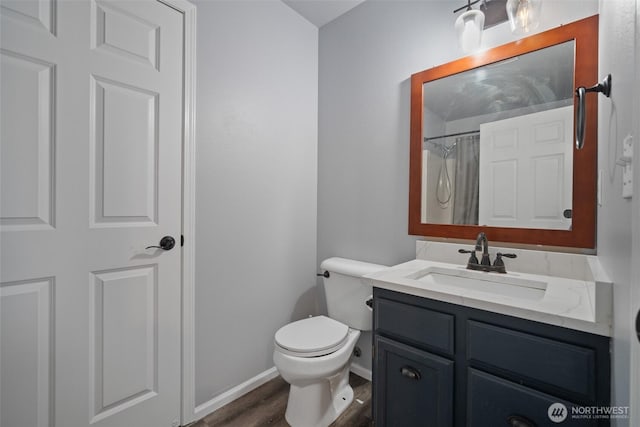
[372,288,610,426]
[367,242,613,427]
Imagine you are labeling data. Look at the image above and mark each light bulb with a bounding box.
[455,9,485,53]
[506,0,542,34]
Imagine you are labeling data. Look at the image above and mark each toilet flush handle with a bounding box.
[317,271,330,278]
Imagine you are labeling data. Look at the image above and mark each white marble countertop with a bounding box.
[365,257,613,337]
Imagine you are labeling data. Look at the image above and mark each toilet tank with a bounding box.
[320,257,387,331]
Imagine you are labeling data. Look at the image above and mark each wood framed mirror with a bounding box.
[409,15,598,249]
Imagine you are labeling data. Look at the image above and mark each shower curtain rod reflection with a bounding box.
[423,129,480,142]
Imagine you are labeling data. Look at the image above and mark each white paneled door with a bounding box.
[478,106,573,230]
[0,1,184,426]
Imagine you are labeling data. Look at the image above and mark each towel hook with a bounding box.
[575,74,611,150]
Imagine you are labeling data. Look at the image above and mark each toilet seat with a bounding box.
[275,315,349,357]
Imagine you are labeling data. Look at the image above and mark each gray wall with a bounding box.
[193,0,318,407]
[598,0,636,423]
[317,0,600,373]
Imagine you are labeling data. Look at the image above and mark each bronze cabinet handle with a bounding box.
[399,366,421,381]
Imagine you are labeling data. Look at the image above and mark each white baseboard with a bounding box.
[192,363,371,423]
[193,366,280,422]
[350,363,372,381]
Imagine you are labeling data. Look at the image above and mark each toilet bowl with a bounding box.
[273,257,386,427]
[274,316,360,427]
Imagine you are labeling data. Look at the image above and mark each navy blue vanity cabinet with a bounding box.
[372,288,611,427]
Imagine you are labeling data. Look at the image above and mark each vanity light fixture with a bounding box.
[506,0,542,34]
[453,0,485,53]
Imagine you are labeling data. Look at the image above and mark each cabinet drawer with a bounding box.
[374,336,453,427]
[375,298,454,356]
[467,321,596,401]
[467,369,593,427]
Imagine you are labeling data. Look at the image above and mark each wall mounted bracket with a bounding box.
[575,74,612,150]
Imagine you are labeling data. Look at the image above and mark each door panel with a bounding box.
[90,76,159,225]
[0,278,53,427]
[0,50,55,230]
[489,159,517,220]
[0,1,183,426]
[92,0,160,69]
[89,265,158,423]
[0,0,56,35]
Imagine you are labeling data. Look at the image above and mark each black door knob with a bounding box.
[146,236,176,251]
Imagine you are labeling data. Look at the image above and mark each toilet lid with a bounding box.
[275,316,348,356]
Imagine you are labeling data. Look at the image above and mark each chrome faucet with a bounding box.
[475,232,491,266]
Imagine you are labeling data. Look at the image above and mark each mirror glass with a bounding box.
[409,15,598,248]
[422,41,574,230]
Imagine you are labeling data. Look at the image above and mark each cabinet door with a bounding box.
[374,336,453,427]
[467,369,596,427]
[467,320,596,402]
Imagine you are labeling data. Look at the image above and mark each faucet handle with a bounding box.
[498,253,517,259]
[494,252,517,268]
[458,248,479,265]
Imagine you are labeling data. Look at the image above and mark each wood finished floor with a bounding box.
[190,373,372,427]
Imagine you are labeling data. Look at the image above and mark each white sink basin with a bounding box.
[364,254,613,337]
[406,266,548,300]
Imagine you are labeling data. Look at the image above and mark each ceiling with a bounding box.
[423,40,575,123]
[283,0,508,29]
[282,0,366,28]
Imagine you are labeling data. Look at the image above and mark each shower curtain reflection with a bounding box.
[452,134,480,224]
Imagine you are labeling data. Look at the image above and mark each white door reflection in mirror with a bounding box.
[478,106,573,229]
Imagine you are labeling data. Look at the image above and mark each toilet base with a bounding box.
[284,366,353,427]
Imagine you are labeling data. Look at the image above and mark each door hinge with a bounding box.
[181,234,184,247]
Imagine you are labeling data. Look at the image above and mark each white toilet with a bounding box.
[273,257,385,427]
